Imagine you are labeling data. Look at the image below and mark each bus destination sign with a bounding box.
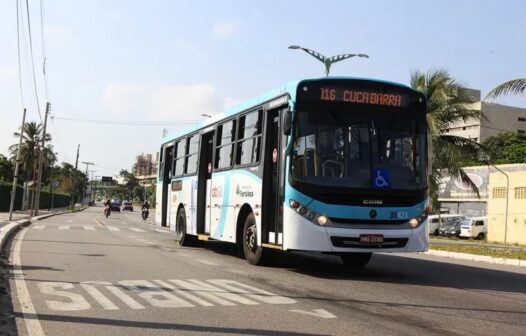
[319,87,404,107]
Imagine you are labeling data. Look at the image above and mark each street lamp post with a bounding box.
[89,170,97,205]
[491,165,510,244]
[288,45,369,76]
[81,161,94,203]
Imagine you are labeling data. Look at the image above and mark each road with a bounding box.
[5,206,526,336]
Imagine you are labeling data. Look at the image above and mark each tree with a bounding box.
[482,132,526,164]
[119,169,140,200]
[0,154,14,183]
[486,78,526,99]
[54,162,86,202]
[410,69,482,207]
[8,121,52,182]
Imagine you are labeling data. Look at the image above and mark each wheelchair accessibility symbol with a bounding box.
[373,169,391,189]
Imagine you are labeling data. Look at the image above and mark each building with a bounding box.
[486,164,526,245]
[133,153,158,187]
[438,163,526,245]
[443,88,526,143]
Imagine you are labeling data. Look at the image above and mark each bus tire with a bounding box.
[340,252,372,268]
[243,213,264,265]
[175,208,194,247]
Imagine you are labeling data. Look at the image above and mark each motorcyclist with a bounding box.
[104,199,112,216]
[141,200,149,220]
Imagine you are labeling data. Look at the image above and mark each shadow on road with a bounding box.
[200,241,526,295]
[15,312,329,336]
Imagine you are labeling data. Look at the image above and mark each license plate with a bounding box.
[359,234,384,244]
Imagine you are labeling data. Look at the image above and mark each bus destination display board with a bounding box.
[320,87,403,107]
[297,80,424,109]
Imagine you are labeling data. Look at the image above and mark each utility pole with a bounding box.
[88,170,97,205]
[75,144,80,170]
[34,102,51,216]
[9,108,27,221]
[70,144,80,208]
[82,161,95,203]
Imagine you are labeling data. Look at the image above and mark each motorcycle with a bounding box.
[141,207,149,220]
[104,204,111,218]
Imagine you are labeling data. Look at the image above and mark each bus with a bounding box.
[156,77,430,267]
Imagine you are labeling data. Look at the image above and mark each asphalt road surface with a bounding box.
[5,206,526,336]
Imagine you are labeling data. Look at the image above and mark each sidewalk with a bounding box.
[0,208,67,228]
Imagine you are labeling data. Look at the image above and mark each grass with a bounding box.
[430,243,526,260]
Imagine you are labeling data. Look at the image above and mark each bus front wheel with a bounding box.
[340,252,372,268]
[176,208,195,247]
[243,213,264,265]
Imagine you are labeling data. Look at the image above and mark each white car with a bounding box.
[459,217,487,239]
[428,214,465,235]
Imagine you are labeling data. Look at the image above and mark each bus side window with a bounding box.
[173,140,185,177]
[158,146,165,180]
[185,134,200,175]
[236,110,262,166]
[215,120,236,170]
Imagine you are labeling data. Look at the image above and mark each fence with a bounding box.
[0,184,70,211]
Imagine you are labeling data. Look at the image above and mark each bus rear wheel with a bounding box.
[340,252,372,268]
[175,208,195,247]
[243,213,264,265]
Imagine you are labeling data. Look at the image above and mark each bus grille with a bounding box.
[330,236,408,248]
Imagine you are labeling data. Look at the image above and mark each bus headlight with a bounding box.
[317,215,328,226]
[409,208,429,228]
[290,199,331,226]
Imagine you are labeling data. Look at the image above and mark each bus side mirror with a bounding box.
[283,110,292,136]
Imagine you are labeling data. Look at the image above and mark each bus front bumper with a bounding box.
[282,207,428,253]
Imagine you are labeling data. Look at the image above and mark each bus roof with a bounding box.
[161,76,418,145]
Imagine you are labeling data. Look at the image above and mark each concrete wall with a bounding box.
[487,166,526,245]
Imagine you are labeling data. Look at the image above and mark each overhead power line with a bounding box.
[51,116,202,126]
[40,0,49,100]
[16,0,25,108]
[25,0,43,122]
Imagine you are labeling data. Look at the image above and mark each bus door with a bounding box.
[197,131,214,235]
[262,109,284,245]
[161,145,174,227]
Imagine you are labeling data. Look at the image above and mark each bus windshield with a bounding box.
[290,104,427,190]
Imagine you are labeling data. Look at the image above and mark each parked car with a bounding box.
[439,220,463,237]
[121,201,133,212]
[428,214,465,235]
[459,217,487,239]
[110,202,121,212]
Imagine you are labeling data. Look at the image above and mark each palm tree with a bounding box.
[9,121,52,181]
[486,78,526,99]
[410,69,482,206]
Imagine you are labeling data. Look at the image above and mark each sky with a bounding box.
[1,0,525,179]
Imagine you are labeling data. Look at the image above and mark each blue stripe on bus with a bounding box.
[286,186,426,219]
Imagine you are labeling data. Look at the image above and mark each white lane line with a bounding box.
[107,226,120,231]
[83,226,95,231]
[105,285,145,309]
[129,228,145,232]
[227,269,251,276]
[197,259,219,266]
[12,229,46,336]
[59,225,69,230]
[155,229,171,234]
[32,225,45,230]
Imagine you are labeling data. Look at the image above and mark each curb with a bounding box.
[424,249,526,267]
[0,206,87,252]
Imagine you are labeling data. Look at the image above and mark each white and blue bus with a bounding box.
[156,77,430,267]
